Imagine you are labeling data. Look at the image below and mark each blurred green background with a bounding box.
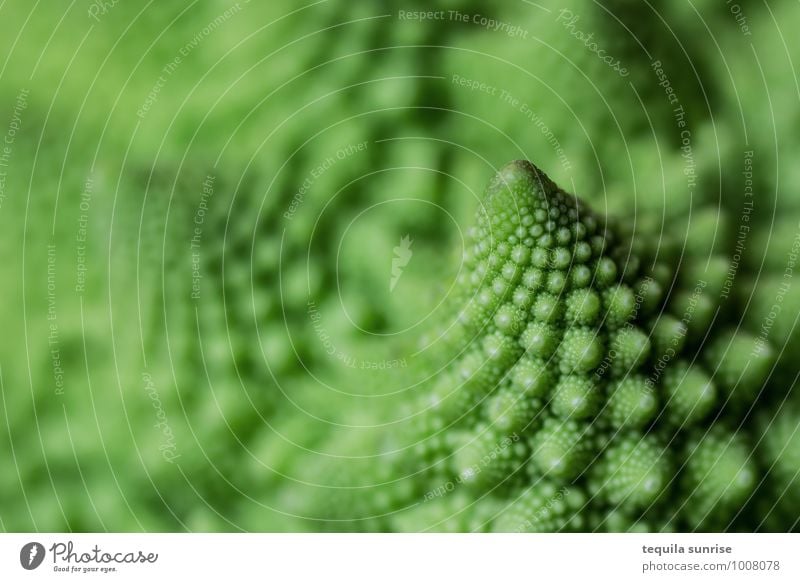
[0,0,798,531]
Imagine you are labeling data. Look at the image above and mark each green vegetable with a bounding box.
[2,0,799,534]
[394,160,784,531]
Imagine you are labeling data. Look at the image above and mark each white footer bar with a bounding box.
[1,533,797,581]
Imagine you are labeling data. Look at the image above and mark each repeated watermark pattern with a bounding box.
[752,222,800,356]
[47,244,65,396]
[595,276,654,382]
[191,174,215,300]
[556,9,629,77]
[721,150,754,300]
[390,235,413,292]
[307,299,407,370]
[512,487,570,533]
[87,0,121,22]
[451,74,571,171]
[142,372,180,463]
[0,88,29,210]
[137,3,249,119]
[284,141,369,221]
[423,433,520,502]
[398,10,529,39]
[652,60,696,195]
[75,176,94,295]
[726,0,752,36]
[648,280,707,389]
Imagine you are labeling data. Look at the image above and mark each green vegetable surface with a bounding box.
[307,160,789,532]
[1,0,798,533]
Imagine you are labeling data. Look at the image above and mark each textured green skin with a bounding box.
[399,160,782,532]
[2,1,799,533]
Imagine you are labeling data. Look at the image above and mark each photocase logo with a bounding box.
[20,542,45,570]
[390,235,413,292]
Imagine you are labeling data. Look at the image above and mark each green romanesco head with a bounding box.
[402,160,778,532]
